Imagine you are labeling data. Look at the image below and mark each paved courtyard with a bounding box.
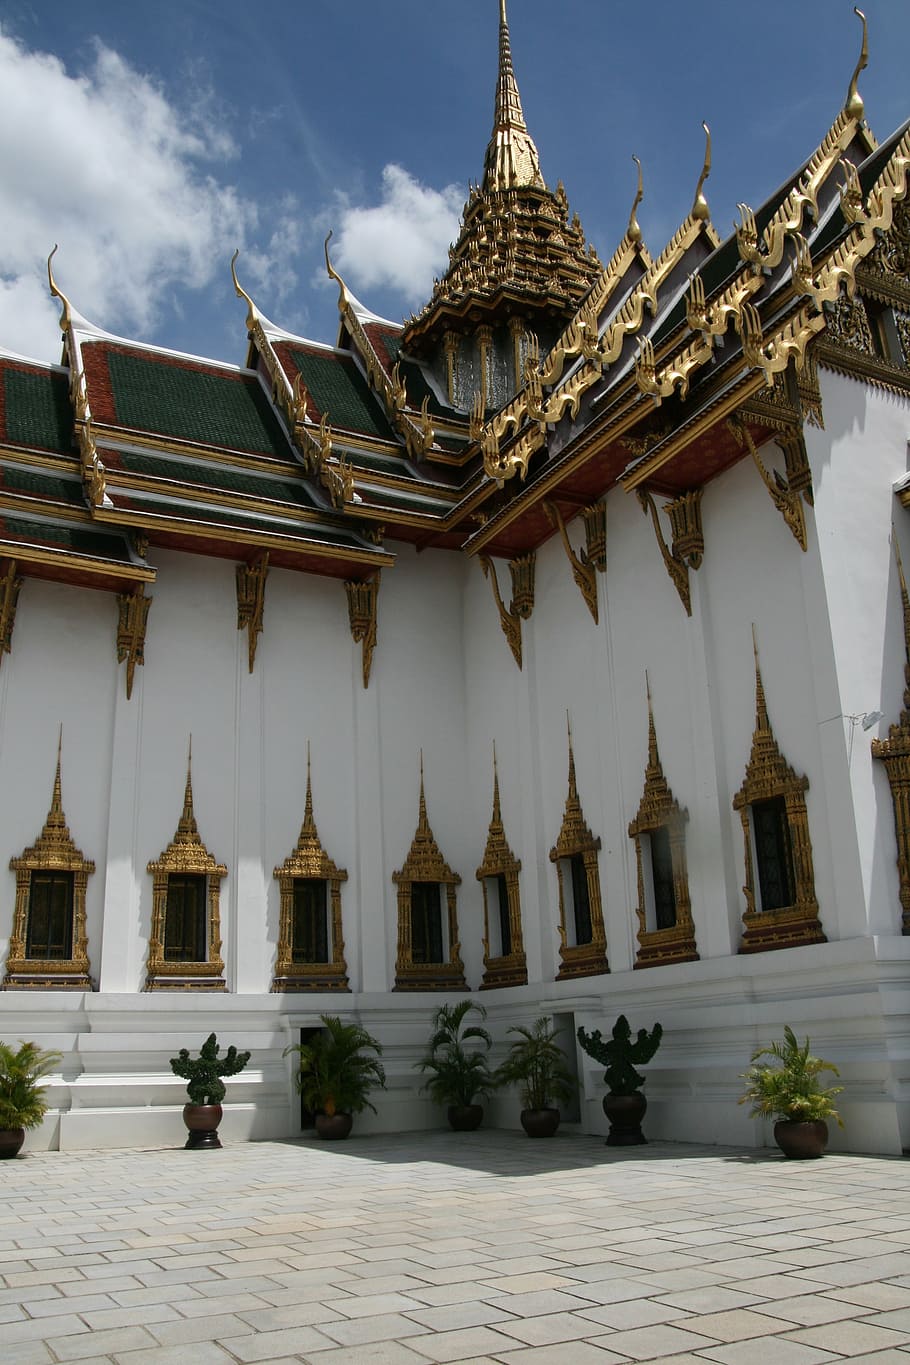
[2,1132,910,1365]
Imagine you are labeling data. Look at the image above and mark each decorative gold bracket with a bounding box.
[48,247,109,510]
[345,573,380,688]
[730,419,808,551]
[236,552,269,674]
[116,585,152,700]
[544,501,601,623]
[636,490,693,616]
[0,559,23,665]
[479,553,535,669]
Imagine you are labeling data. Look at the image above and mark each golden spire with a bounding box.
[302,741,316,837]
[46,726,66,836]
[418,749,429,834]
[483,0,545,192]
[177,737,199,843]
[752,626,770,734]
[491,742,503,831]
[566,711,579,805]
[646,673,660,774]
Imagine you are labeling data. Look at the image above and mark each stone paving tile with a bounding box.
[110,1344,238,1364]
[292,1346,432,1365]
[782,1320,910,1355]
[829,1285,910,1310]
[651,1286,765,1313]
[583,1320,719,1358]
[43,1325,158,1359]
[686,1307,805,1341]
[574,1298,692,1330]
[492,1346,627,1364]
[316,1311,433,1347]
[755,1294,875,1326]
[494,1308,623,1346]
[403,1299,517,1331]
[396,1323,531,1361]
[696,1341,839,1363]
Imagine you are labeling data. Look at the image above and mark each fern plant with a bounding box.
[740,1026,844,1125]
[0,1041,62,1130]
[284,1016,386,1117]
[419,1000,495,1108]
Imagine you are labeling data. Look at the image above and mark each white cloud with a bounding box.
[0,28,287,361]
[332,165,464,306]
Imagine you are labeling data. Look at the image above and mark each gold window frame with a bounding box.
[733,642,824,953]
[145,747,226,990]
[272,749,348,991]
[872,542,910,934]
[549,723,608,980]
[393,759,466,992]
[628,683,698,968]
[476,751,526,989]
[4,737,94,990]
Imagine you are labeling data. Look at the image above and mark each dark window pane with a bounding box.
[26,871,74,959]
[411,882,444,964]
[164,874,207,962]
[650,826,677,930]
[570,854,592,945]
[496,872,512,958]
[292,879,329,963]
[753,797,795,912]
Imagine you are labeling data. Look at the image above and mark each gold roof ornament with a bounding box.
[691,124,713,223]
[845,7,869,122]
[483,0,545,193]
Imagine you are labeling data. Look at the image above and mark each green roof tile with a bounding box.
[0,514,132,561]
[106,351,291,457]
[2,466,84,505]
[292,350,397,441]
[3,369,73,454]
[114,449,318,507]
[120,490,371,550]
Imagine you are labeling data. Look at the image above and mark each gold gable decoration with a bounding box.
[476,748,526,989]
[871,540,910,934]
[628,680,698,968]
[732,636,825,953]
[393,757,466,992]
[145,743,226,990]
[272,746,349,991]
[549,719,608,980]
[4,733,95,989]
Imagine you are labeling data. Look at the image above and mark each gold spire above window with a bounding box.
[483,0,545,193]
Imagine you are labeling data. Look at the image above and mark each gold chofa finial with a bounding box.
[324,231,350,315]
[47,245,73,332]
[628,157,644,244]
[692,124,712,222]
[230,249,258,329]
[845,8,868,121]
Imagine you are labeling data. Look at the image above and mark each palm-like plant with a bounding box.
[496,1016,576,1111]
[419,1000,495,1108]
[284,1015,386,1117]
[740,1026,844,1125]
[0,1040,62,1130]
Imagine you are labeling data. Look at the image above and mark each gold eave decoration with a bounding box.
[480,552,535,668]
[0,559,23,665]
[628,680,697,969]
[732,634,825,953]
[476,748,527,989]
[637,488,704,616]
[236,552,269,673]
[4,733,95,990]
[272,746,349,991]
[871,539,910,934]
[345,573,380,688]
[145,743,226,991]
[549,720,608,980]
[392,756,466,992]
[116,584,152,699]
[544,500,605,623]
[729,418,808,551]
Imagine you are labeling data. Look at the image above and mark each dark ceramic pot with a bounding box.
[315,1112,354,1140]
[520,1107,560,1138]
[183,1103,223,1150]
[774,1119,828,1159]
[447,1104,484,1131]
[0,1127,25,1159]
[603,1091,648,1146]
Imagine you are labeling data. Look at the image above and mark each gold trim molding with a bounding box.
[476,749,526,989]
[116,584,152,699]
[549,720,608,980]
[4,733,95,989]
[733,636,825,953]
[871,540,910,933]
[145,744,226,991]
[345,573,380,689]
[272,746,349,990]
[393,757,466,992]
[628,680,698,968]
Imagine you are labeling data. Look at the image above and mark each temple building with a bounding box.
[0,2,908,1153]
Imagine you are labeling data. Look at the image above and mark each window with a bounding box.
[733,650,824,953]
[164,874,207,963]
[4,743,94,990]
[393,762,466,991]
[272,753,348,992]
[477,761,526,989]
[649,827,677,930]
[549,729,608,980]
[146,751,226,991]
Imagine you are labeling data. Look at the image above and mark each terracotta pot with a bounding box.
[182,1103,223,1150]
[447,1104,484,1131]
[774,1119,828,1159]
[520,1107,560,1138]
[315,1112,353,1140]
[0,1127,25,1159]
[602,1091,648,1146]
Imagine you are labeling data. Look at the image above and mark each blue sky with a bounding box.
[1,0,908,366]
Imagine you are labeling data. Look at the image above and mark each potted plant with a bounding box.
[495,1016,576,1137]
[577,1014,663,1146]
[419,1000,495,1131]
[740,1025,843,1158]
[169,1032,250,1150]
[0,1040,62,1159]
[284,1015,386,1140]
